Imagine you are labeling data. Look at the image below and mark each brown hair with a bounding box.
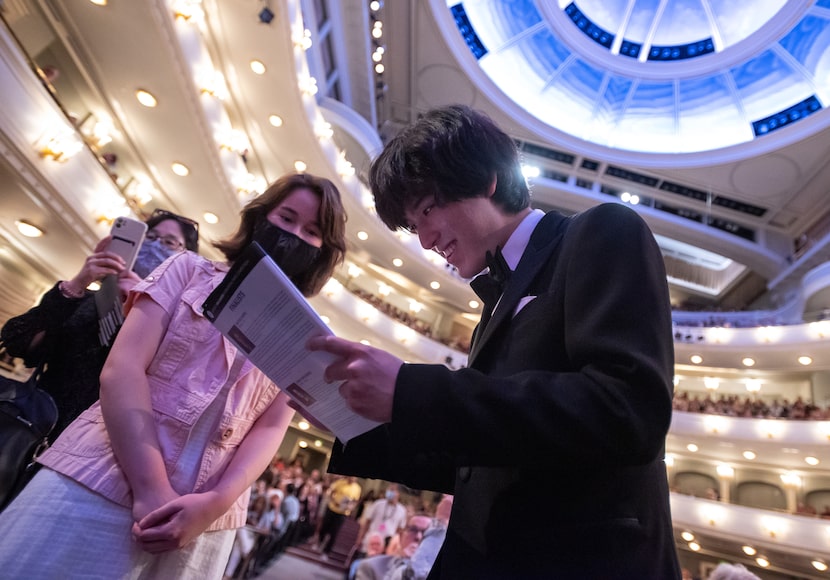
[213,173,347,296]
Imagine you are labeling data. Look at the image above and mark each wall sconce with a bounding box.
[322,278,343,298]
[780,472,801,488]
[408,299,423,314]
[377,283,392,298]
[292,27,312,50]
[234,173,266,197]
[703,377,720,391]
[198,70,229,100]
[217,128,249,154]
[745,378,762,393]
[78,113,115,149]
[172,0,204,23]
[123,177,158,207]
[298,76,318,96]
[336,151,355,177]
[716,464,734,478]
[314,120,333,140]
[37,128,83,163]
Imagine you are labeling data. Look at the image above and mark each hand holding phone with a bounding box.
[108,216,148,273]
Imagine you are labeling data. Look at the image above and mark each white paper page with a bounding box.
[204,246,380,443]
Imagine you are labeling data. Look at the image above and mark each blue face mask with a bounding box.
[385,490,396,501]
[133,239,177,278]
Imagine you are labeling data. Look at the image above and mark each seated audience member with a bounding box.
[406,495,453,580]
[354,514,431,580]
[348,532,385,580]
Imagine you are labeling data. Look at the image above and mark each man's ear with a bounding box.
[486,174,498,198]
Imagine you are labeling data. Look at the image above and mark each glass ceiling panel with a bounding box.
[650,0,711,46]
[446,0,830,155]
[464,0,541,50]
[729,49,813,120]
[677,75,753,150]
[622,0,666,45]
[707,0,788,48]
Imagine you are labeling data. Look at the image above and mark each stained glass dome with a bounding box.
[445,0,830,155]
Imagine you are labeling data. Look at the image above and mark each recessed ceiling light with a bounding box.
[756,556,769,568]
[203,212,219,224]
[430,281,440,290]
[742,545,757,556]
[171,162,190,176]
[680,531,694,542]
[798,355,813,365]
[468,300,480,309]
[314,439,323,447]
[320,315,330,324]
[360,339,371,346]
[688,542,700,552]
[742,357,756,367]
[392,258,403,267]
[250,60,266,75]
[743,450,756,460]
[135,89,157,107]
[357,231,369,241]
[294,160,307,172]
[298,440,308,448]
[297,421,309,430]
[268,114,283,127]
[813,560,829,572]
[15,220,44,237]
[89,0,107,5]
[686,443,698,452]
[374,63,385,74]
[690,355,703,364]
[805,456,820,466]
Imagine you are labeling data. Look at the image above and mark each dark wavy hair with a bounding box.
[213,173,347,296]
[370,104,530,231]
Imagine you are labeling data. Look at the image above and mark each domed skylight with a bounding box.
[446,0,830,156]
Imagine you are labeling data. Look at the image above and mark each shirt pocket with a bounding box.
[148,291,217,381]
[50,406,113,459]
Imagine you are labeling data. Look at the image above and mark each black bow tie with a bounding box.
[470,246,511,309]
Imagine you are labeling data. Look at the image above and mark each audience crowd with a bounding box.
[673,391,827,420]
[221,457,451,580]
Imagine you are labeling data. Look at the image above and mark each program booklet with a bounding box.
[202,242,380,443]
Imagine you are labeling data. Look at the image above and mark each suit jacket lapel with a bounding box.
[468,211,570,366]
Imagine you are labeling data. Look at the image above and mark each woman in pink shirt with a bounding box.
[0,173,347,579]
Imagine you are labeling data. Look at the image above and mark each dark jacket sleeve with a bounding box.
[1,283,88,367]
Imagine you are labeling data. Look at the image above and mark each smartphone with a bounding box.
[108,216,147,273]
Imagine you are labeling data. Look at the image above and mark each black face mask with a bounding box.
[252,220,322,281]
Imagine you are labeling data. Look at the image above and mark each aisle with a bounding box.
[257,552,344,580]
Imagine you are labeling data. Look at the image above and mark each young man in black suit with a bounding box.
[307,104,681,579]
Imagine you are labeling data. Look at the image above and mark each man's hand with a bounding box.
[306,335,404,423]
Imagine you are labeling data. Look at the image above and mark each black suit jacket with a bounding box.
[329,204,681,579]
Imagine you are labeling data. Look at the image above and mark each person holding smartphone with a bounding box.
[0,173,347,579]
[0,208,199,443]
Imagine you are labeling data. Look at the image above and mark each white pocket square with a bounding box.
[513,295,537,317]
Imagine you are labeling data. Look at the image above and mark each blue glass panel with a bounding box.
[624,0,663,44]
[615,81,677,151]
[451,4,488,59]
[816,0,830,8]
[752,95,822,136]
[564,2,614,48]
[651,0,710,46]
[647,39,715,61]
[778,15,830,74]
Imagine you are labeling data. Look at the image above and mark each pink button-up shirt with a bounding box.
[39,251,280,531]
